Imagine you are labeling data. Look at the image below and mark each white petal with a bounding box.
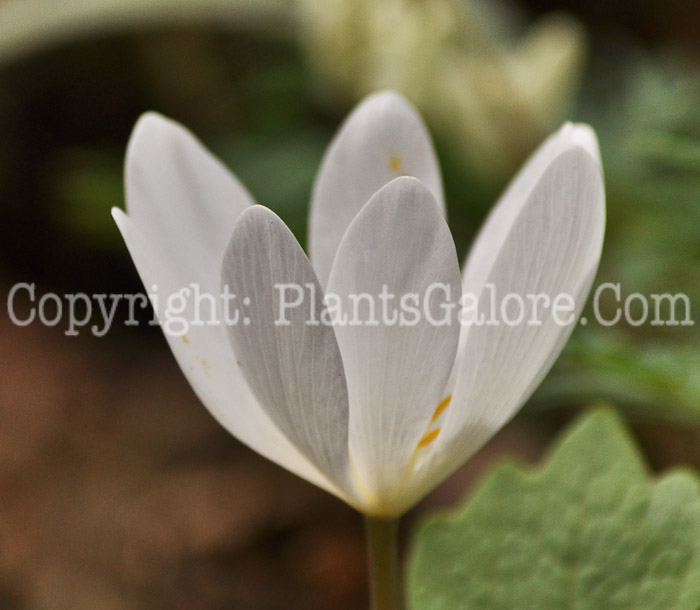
[461,122,599,314]
[112,209,351,503]
[411,146,605,503]
[221,206,353,494]
[118,115,352,503]
[309,90,444,288]
[125,111,255,293]
[325,177,461,510]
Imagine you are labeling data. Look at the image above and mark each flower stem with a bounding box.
[365,516,403,610]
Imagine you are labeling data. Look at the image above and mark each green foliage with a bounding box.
[215,126,329,245]
[536,50,700,425]
[52,148,125,250]
[408,409,700,609]
[587,52,700,306]
[536,331,700,425]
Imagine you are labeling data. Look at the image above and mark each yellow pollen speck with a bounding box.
[389,155,402,172]
[181,335,190,345]
[417,428,441,449]
[196,357,210,377]
[431,394,452,423]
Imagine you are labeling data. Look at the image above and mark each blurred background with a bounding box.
[1,0,699,608]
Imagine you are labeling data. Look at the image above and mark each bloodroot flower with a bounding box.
[113,91,604,518]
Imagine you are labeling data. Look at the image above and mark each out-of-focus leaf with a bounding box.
[214,126,329,244]
[409,409,700,610]
[537,330,700,425]
[52,148,125,249]
[0,0,291,66]
[547,50,700,425]
[632,131,700,173]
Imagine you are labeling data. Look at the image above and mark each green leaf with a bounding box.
[52,147,125,250]
[534,331,700,425]
[408,409,700,610]
[214,126,329,244]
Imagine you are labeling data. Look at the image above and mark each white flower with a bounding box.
[298,0,587,179]
[113,91,605,517]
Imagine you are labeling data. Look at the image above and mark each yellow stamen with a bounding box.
[417,427,441,449]
[389,155,402,172]
[431,394,452,423]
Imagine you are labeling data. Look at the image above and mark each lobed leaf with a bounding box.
[409,409,700,610]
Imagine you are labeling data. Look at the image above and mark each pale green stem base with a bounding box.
[365,516,403,610]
